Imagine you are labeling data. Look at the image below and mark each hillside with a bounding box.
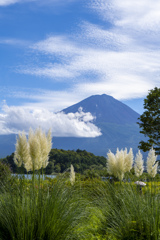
[1,149,106,174]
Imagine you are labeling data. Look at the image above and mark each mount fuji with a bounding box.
[0,94,145,158]
[53,94,143,156]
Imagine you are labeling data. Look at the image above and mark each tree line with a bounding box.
[1,148,106,175]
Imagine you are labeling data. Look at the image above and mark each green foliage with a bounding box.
[88,181,160,240]
[2,170,160,239]
[46,148,106,174]
[137,87,160,155]
[83,164,108,179]
[1,153,18,173]
[0,161,12,187]
[2,149,106,175]
[0,175,102,240]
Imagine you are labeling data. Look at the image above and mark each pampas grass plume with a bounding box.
[107,148,134,181]
[124,148,133,172]
[134,150,144,177]
[107,150,116,176]
[14,127,52,172]
[115,149,125,181]
[14,131,30,168]
[147,147,158,178]
[70,164,75,185]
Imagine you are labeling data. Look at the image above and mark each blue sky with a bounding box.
[0,0,160,137]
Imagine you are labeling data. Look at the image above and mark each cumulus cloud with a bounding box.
[0,103,101,137]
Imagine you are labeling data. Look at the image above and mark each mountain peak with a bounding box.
[63,94,140,125]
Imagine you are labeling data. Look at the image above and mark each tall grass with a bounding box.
[0,174,102,240]
[0,128,105,240]
[88,181,160,240]
[1,169,160,239]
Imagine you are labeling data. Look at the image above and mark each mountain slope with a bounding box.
[0,134,16,158]
[53,94,144,156]
[62,94,140,124]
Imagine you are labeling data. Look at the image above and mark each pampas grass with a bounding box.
[147,147,158,178]
[2,138,160,240]
[89,181,160,240]
[14,128,52,172]
[107,148,133,181]
[2,127,102,240]
[14,131,30,168]
[70,164,75,185]
[134,150,144,177]
[0,175,100,240]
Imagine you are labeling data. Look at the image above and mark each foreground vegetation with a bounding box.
[1,162,160,240]
[1,128,160,239]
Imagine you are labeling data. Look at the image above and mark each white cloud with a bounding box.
[0,103,101,137]
[9,0,160,104]
[22,64,77,79]
[90,0,160,49]
[4,0,160,135]
[0,38,30,47]
[23,38,160,99]
[0,0,35,6]
[0,0,76,6]
[19,0,160,101]
[76,75,153,100]
[91,0,160,31]
[31,36,83,57]
[0,87,84,112]
[79,22,133,51]
[0,0,20,6]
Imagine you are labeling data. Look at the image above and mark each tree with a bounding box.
[137,87,160,155]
